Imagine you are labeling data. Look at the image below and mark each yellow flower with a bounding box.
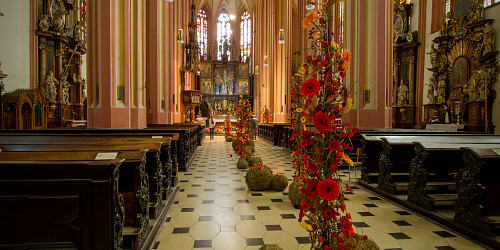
[302,11,318,29]
[341,152,354,166]
[331,40,339,51]
[342,49,351,70]
[301,117,306,123]
[313,32,322,40]
[303,125,306,131]
[342,97,353,114]
[300,221,313,232]
[296,108,303,112]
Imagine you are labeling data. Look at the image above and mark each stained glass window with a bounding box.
[217,14,231,60]
[446,0,451,14]
[197,9,208,60]
[483,0,499,7]
[240,11,251,62]
[80,0,87,48]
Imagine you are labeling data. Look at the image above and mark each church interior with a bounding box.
[0,0,500,249]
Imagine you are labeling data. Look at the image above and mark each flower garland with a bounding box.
[190,107,195,123]
[225,109,232,136]
[262,106,269,124]
[289,1,375,249]
[235,95,252,159]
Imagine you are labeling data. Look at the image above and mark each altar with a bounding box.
[199,60,252,113]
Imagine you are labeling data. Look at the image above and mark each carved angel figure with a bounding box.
[61,72,70,104]
[429,44,438,68]
[44,71,59,103]
[437,75,446,104]
[73,20,83,42]
[427,78,436,104]
[51,10,68,32]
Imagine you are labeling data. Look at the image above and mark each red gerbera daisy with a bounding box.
[313,111,332,133]
[322,205,337,220]
[308,161,319,173]
[306,180,320,200]
[300,79,321,97]
[329,140,342,152]
[317,179,339,201]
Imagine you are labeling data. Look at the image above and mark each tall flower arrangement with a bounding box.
[224,108,232,136]
[290,1,376,249]
[235,96,252,159]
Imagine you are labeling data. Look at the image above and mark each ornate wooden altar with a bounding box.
[392,1,420,129]
[2,0,87,129]
[200,61,252,114]
[423,0,499,133]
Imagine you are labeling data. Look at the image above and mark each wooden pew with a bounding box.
[455,147,500,236]
[0,139,167,219]
[376,135,500,195]
[0,158,124,250]
[408,142,500,211]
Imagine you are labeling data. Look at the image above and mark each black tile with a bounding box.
[392,220,412,226]
[208,173,216,175]
[358,212,375,217]
[282,192,288,195]
[433,231,457,238]
[388,233,411,240]
[241,215,255,220]
[220,176,228,178]
[231,173,239,175]
[172,227,190,234]
[344,197,349,201]
[251,193,263,196]
[202,200,215,204]
[191,184,202,187]
[281,214,296,219]
[181,208,195,212]
[435,247,456,250]
[352,222,370,228]
[194,240,212,248]
[363,204,378,208]
[394,211,412,215]
[187,194,199,198]
[246,238,264,246]
[351,186,359,189]
[195,176,203,179]
[265,225,282,231]
[165,217,171,222]
[257,206,271,210]
[233,179,242,182]
[199,216,213,221]
[207,180,216,182]
[271,199,284,203]
[184,173,192,175]
[152,241,160,249]
[338,174,347,177]
[197,171,205,172]
[296,236,311,244]
[368,197,382,200]
[384,248,403,250]
[237,199,250,203]
[220,207,233,211]
[234,188,245,191]
[180,180,189,183]
[204,189,215,191]
[180,189,185,192]
[174,201,179,204]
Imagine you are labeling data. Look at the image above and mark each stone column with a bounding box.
[39,46,47,95]
[408,55,415,106]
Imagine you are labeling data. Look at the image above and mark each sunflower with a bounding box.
[342,97,353,114]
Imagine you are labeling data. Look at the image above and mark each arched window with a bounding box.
[197,9,208,60]
[217,13,231,60]
[80,0,87,48]
[240,11,251,62]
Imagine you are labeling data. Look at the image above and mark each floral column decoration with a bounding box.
[289,1,378,249]
[224,108,232,136]
[235,95,252,159]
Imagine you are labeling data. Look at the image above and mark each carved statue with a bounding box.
[466,73,478,101]
[73,73,87,102]
[484,23,495,55]
[478,80,488,101]
[51,10,68,32]
[437,74,446,104]
[61,72,70,104]
[73,20,83,42]
[427,78,436,104]
[397,80,408,107]
[429,44,438,68]
[44,71,59,103]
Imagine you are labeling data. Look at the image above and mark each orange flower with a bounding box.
[302,11,318,29]
[342,49,351,70]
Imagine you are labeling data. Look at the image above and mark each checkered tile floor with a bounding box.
[153,136,486,250]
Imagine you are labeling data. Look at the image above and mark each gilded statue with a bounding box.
[429,44,439,68]
[427,77,436,104]
[437,75,446,104]
[44,71,59,103]
[397,80,408,107]
[484,23,495,55]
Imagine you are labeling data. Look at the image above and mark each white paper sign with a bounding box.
[95,152,118,160]
[152,136,163,139]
